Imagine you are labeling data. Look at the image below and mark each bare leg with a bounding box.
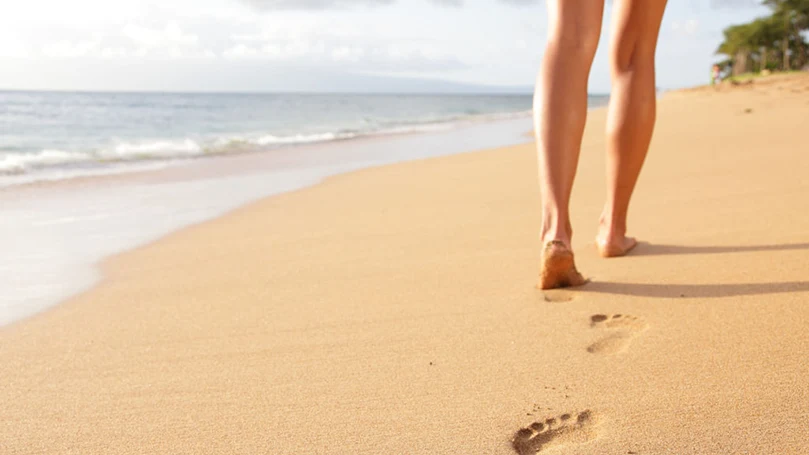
[597,0,668,258]
[536,0,604,289]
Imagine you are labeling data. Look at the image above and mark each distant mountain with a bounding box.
[0,59,535,94]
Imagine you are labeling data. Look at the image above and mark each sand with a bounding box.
[2,73,809,454]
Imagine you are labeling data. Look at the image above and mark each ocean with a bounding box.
[0,91,544,186]
[0,92,609,326]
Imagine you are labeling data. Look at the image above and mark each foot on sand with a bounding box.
[512,410,600,454]
[538,241,588,290]
[595,234,637,258]
[587,314,648,355]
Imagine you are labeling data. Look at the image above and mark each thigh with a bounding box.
[546,0,606,49]
[609,0,668,63]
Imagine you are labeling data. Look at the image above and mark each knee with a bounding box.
[548,23,601,63]
[610,38,655,75]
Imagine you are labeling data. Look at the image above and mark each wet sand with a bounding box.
[2,73,809,454]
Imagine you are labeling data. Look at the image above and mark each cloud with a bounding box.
[0,32,31,58]
[118,22,214,60]
[123,22,198,48]
[36,22,215,61]
[709,0,760,7]
[241,0,537,10]
[241,0,394,10]
[671,19,700,36]
[41,40,101,59]
[220,14,468,71]
[223,39,465,71]
[241,0,759,10]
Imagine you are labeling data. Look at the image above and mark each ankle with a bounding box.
[541,230,571,249]
[541,216,572,248]
[597,214,626,240]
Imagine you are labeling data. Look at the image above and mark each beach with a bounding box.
[2,72,809,454]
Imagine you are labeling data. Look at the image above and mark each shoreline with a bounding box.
[0,101,541,190]
[0,115,534,327]
[2,74,808,453]
[0,111,535,193]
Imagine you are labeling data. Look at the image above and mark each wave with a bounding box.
[0,109,532,180]
[0,149,90,175]
[0,139,206,176]
[104,139,203,159]
[255,132,358,145]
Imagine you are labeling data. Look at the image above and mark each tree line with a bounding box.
[717,0,809,76]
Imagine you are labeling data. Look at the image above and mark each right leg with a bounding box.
[597,0,668,258]
[536,0,605,289]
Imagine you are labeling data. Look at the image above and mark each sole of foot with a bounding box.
[538,241,588,290]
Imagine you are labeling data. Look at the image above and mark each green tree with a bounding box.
[763,0,809,69]
[717,22,759,75]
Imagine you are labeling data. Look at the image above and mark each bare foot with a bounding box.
[595,234,637,258]
[538,241,588,290]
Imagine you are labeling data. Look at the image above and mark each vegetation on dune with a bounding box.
[716,0,809,77]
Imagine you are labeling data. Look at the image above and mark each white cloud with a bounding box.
[0,35,30,58]
[100,47,130,59]
[38,22,213,61]
[223,43,261,58]
[3,0,762,92]
[331,46,365,62]
[223,35,462,71]
[123,22,198,48]
[41,40,101,59]
[219,14,464,72]
[671,19,700,36]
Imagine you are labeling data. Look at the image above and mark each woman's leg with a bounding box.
[537,0,605,289]
[597,0,668,258]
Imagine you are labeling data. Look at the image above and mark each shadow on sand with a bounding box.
[577,241,809,298]
[631,242,809,257]
[580,280,809,299]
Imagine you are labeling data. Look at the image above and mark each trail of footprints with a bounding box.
[512,312,648,453]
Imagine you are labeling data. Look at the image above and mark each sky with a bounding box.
[0,0,772,93]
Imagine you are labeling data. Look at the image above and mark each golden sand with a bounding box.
[2,73,809,454]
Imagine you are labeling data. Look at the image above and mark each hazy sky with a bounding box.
[0,0,770,93]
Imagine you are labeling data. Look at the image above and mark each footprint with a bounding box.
[587,314,648,355]
[542,290,575,303]
[512,410,600,454]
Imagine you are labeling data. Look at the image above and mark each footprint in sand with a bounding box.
[542,290,575,303]
[587,314,648,355]
[512,410,600,454]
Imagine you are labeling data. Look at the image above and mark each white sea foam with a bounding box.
[0,149,88,175]
[0,109,534,186]
[102,138,203,159]
[255,132,357,145]
[0,139,202,176]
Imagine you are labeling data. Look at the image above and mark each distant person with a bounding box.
[536,0,669,289]
[712,64,722,85]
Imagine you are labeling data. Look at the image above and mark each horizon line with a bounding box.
[0,87,616,97]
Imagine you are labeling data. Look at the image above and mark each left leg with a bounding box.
[536,0,605,289]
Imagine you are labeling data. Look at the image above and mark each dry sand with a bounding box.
[2,73,809,454]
